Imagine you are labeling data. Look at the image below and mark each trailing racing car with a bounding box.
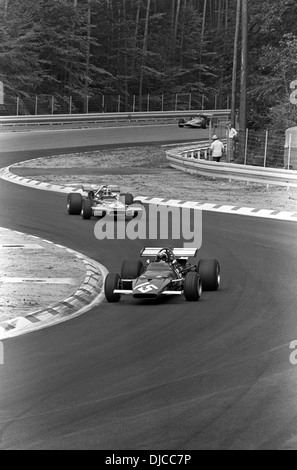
[67,184,143,219]
[178,113,212,129]
[104,247,220,302]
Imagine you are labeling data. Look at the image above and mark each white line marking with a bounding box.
[0,278,76,284]
[0,244,43,249]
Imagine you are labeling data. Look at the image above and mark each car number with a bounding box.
[137,283,158,293]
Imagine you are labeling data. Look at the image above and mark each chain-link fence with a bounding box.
[1,92,231,116]
[232,129,286,168]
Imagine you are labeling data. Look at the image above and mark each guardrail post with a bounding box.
[202,94,205,110]
[16,97,19,116]
[147,94,150,112]
[69,96,72,114]
[189,93,192,110]
[209,119,212,159]
[102,94,105,113]
[288,133,292,170]
[51,96,54,115]
[175,94,178,111]
[227,133,231,162]
[244,128,249,165]
[118,95,121,112]
[132,94,136,112]
[161,93,164,112]
[35,95,38,115]
[264,130,268,167]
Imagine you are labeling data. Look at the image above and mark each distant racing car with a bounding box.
[178,113,212,129]
[67,184,143,219]
[104,247,220,302]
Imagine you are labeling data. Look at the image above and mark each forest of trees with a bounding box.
[0,0,297,132]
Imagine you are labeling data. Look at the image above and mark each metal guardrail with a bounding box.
[0,110,230,127]
[166,145,297,188]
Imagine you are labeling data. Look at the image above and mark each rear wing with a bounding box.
[81,184,120,193]
[108,185,120,193]
[81,184,99,192]
[140,247,198,259]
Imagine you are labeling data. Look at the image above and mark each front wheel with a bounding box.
[104,273,121,302]
[184,272,202,301]
[67,193,82,215]
[197,259,220,291]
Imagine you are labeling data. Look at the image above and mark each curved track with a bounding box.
[0,126,297,450]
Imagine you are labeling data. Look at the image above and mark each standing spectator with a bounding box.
[228,123,238,161]
[210,135,225,162]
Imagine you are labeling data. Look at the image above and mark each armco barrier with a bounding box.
[0,110,230,127]
[166,146,297,188]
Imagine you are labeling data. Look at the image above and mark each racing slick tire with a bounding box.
[105,273,121,302]
[178,118,185,128]
[67,193,82,215]
[81,199,93,219]
[120,193,134,205]
[197,259,220,291]
[184,272,202,301]
[121,259,144,279]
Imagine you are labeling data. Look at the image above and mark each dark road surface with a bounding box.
[0,125,297,450]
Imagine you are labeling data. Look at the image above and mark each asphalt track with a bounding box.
[0,125,297,450]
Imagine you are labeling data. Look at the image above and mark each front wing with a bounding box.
[113,278,183,296]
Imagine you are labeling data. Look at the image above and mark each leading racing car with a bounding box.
[104,247,220,302]
[67,184,143,219]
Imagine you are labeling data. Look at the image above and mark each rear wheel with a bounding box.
[120,193,134,205]
[197,259,220,291]
[81,199,93,219]
[178,118,185,128]
[105,273,121,302]
[184,272,202,301]
[67,193,82,215]
[121,259,143,279]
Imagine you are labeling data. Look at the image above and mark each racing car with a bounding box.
[178,113,212,129]
[67,184,143,219]
[104,247,220,302]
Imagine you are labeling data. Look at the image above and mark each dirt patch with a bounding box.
[0,229,86,322]
[13,145,297,213]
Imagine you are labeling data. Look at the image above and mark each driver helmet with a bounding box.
[103,186,111,196]
[156,249,168,262]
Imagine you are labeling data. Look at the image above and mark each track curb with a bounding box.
[1,161,297,222]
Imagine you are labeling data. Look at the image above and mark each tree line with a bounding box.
[0,0,296,131]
